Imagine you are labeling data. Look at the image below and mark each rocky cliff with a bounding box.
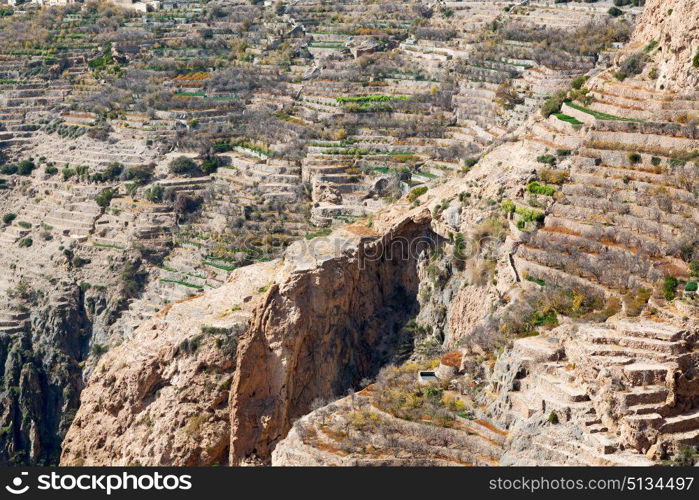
[57,127,536,465]
[0,242,168,465]
[59,208,444,465]
[0,285,88,465]
[60,260,284,465]
[631,0,699,92]
[229,212,434,464]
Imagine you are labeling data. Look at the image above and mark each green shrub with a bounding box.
[2,213,16,224]
[526,276,546,287]
[571,75,588,90]
[541,91,568,118]
[18,237,32,248]
[608,6,623,16]
[651,156,662,167]
[537,154,556,165]
[685,281,698,292]
[628,152,642,164]
[531,308,558,327]
[694,50,699,68]
[515,207,545,223]
[668,158,688,168]
[179,334,204,354]
[548,411,559,424]
[95,162,123,182]
[17,221,31,229]
[663,275,679,300]
[91,343,108,356]
[643,40,658,54]
[62,167,76,181]
[169,156,201,176]
[145,185,164,202]
[123,165,153,184]
[94,188,115,209]
[75,165,89,178]
[672,446,699,467]
[1,164,17,175]
[88,54,114,71]
[72,256,91,268]
[501,199,515,214]
[201,325,234,336]
[407,186,428,202]
[305,228,332,240]
[17,159,35,176]
[201,157,220,175]
[337,95,410,104]
[463,157,479,168]
[690,260,699,277]
[528,181,556,196]
[453,232,467,261]
[121,261,147,297]
[45,165,58,175]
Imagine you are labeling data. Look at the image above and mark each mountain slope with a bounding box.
[631,0,699,92]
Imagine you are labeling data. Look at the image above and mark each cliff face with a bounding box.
[631,0,699,93]
[229,212,434,464]
[0,241,173,466]
[60,210,442,465]
[0,283,90,465]
[60,261,285,466]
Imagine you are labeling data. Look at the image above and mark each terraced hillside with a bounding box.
[9,0,698,467]
[494,35,699,463]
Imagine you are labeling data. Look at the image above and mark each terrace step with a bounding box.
[527,373,589,403]
[622,363,671,387]
[664,429,699,447]
[620,385,669,407]
[661,408,699,434]
[627,402,668,416]
[584,331,685,355]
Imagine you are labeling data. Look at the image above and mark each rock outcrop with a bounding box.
[60,261,285,465]
[631,0,699,93]
[230,211,434,464]
[0,284,89,465]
